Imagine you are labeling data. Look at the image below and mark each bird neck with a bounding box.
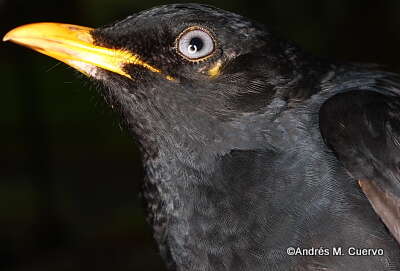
[140,124,342,270]
[137,92,377,270]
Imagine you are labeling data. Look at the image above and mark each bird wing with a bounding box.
[319,90,400,244]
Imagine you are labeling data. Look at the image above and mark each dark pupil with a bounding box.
[189,37,204,51]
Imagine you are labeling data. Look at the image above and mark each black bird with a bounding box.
[4,3,400,270]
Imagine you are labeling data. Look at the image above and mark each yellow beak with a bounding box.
[3,22,170,80]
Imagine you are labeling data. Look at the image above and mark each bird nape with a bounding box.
[4,3,400,271]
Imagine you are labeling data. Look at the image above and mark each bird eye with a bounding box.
[176,27,215,61]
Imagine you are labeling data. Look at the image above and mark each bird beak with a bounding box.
[3,22,169,80]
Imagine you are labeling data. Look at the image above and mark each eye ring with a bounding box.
[175,26,216,62]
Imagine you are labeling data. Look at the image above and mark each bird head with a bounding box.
[3,4,323,158]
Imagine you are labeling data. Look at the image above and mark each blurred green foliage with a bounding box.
[1,0,400,270]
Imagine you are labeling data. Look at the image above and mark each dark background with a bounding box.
[1,0,400,270]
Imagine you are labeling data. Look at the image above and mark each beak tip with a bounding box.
[3,35,11,42]
[3,31,12,42]
[3,27,19,42]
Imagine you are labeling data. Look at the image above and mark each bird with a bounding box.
[3,3,400,271]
